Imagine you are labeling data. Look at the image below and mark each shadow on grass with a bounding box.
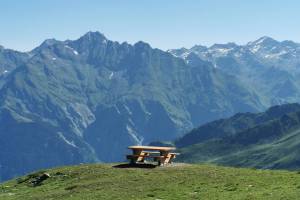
[113,163,157,169]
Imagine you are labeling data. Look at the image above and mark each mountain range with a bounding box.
[0,32,300,181]
[168,36,300,106]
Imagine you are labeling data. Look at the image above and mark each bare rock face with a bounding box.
[30,173,50,187]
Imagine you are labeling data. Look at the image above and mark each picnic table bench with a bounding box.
[127,146,180,166]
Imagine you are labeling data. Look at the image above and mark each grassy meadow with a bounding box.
[1,163,300,200]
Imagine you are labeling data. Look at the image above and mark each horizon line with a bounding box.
[1,31,299,53]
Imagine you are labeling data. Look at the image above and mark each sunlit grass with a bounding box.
[1,163,300,200]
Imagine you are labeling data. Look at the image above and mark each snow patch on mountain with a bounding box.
[114,105,121,114]
[57,132,78,148]
[250,45,261,53]
[0,70,9,76]
[124,105,132,115]
[211,48,232,53]
[264,50,288,59]
[109,72,114,79]
[126,124,143,145]
[102,39,107,44]
[65,45,79,55]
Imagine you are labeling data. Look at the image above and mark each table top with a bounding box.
[128,145,176,151]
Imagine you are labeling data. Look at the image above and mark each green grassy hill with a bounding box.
[1,163,300,200]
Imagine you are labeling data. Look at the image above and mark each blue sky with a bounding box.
[0,0,299,51]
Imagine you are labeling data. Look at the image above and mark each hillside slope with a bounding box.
[176,103,300,147]
[1,164,300,200]
[176,103,300,169]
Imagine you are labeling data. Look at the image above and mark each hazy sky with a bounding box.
[0,0,299,51]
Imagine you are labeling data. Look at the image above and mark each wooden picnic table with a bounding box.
[127,146,179,166]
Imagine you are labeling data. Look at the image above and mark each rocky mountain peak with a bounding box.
[69,31,108,52]
[79,31,107,42]
[134,41,152,49]
[190,45,207,51]
[249,36,278,46]
[31,38,62,54]
[210,42,239,49]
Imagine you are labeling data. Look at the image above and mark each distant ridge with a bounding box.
[176,103,300,169]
